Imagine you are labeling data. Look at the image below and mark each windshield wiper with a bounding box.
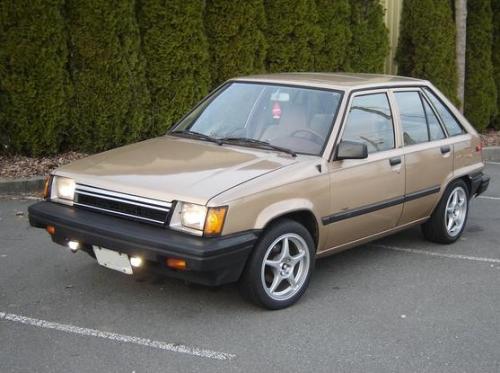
[171,129,222,145]
[219,137,296,157]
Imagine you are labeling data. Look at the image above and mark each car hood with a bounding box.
[56,136,299,205]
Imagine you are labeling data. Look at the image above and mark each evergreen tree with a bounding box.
[139,0,210,135]
[205,0,267,86]
[265,0,324,72]
[492,0,500,129]
[315,0,351,72]
[464,0,497,130]
[346,0,388,73]
[67,0,150,153]
[0,0,70,155]
[396,0,458,104]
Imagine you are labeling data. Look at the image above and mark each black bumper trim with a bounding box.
[28,201,260,286]
[470,172,490,197]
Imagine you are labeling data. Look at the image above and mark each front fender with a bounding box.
[255,199,317,229]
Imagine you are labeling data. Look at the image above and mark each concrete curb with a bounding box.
[0,176,45,195]
[483,146,500,162]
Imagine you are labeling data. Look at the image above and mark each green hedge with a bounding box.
[346,0,389,73]
[492,0,500,129]
[67,0,151,153]
[0,0,429,156]
[139,0,210,136]
[265,0,324,72]
[315,0,351,72]
[205,0,267,85]
[464,0,497,131]
[396,0,459,104]
[0,0,70,156]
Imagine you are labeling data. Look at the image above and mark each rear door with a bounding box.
[392,88,453,225]
[322,90,405,252]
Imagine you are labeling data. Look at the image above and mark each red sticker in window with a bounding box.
[272,101,282,119]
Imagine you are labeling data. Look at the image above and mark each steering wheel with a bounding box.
[290,129,325,145]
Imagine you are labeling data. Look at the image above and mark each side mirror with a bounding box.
[335,140,368,160]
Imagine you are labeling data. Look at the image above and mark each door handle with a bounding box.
[389,156,401,166]
[440,145,451,154]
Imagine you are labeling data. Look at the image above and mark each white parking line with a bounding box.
[0,312,236,361]
[372,244,500,264]
[485,161,500,165]
[478,195,500,201]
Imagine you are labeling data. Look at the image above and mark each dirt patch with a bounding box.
[0,152,87,179]
[480,129,500,147]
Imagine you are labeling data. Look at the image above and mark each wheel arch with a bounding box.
[258,208,320,251]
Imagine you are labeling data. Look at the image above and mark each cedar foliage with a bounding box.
[315,0,352,72]
[396,0,459,104]
[492,0,500,129]
[346,0,388,73]
[464,0,497,130]
[139,0,210,135]
[0,0,70,156]
[265,0,324,72]
[205,0,267,86]
[66,0,151,153]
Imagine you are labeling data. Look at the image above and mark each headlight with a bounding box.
[170,202,227,236]
[181,203,207,231]
[50,176,75,205]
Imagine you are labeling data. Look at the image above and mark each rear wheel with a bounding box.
[239,219,315,310]
[421,179,469,244]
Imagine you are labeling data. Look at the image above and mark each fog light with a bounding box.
[166,258,187,270]
[68,240,79,252]
[130,256,143,268]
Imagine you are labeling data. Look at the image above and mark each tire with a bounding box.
[239,219,315,310]
[421,179,469,244]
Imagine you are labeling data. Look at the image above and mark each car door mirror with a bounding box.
[335,140,368,160]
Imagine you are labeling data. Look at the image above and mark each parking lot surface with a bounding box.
[1,163,499,373]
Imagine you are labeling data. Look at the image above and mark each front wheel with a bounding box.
[421,179,469,244]
[239,219,315,310]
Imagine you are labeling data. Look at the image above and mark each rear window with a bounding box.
[423,88,464,136]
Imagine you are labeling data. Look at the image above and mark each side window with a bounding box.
[424,87,465,136]
[422,97,445,141]
[342,93,394,154]
[395,91,429,145]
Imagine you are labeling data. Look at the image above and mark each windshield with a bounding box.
[172,82,343,155]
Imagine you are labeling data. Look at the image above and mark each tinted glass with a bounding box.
[395,91,429,145]
[422,97,445,140]
[174,82,342,155]
[424,88,464,136]
[342,93,394,153]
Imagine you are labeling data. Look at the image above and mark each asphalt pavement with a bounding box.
[1,163,499,373]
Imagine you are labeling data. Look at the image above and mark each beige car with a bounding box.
[29,73,490,309]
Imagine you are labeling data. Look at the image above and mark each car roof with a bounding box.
[232,72,428,91]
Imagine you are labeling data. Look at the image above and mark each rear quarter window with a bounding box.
[423,88,465,136]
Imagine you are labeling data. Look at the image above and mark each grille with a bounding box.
[74,184,172,225]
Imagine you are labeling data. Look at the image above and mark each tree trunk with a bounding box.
[455,0,467,112]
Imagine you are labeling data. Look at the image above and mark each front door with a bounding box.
[321,90,405,253]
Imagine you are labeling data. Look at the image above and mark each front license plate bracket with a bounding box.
[93,246,133,275]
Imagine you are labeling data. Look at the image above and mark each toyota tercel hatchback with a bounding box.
[29,73,490,309]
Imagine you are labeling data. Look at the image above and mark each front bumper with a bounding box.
[28,201,260,286]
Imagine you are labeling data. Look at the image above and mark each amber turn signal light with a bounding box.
[166,258,187,270]
[43,176,51,199]
[203,206,227,236]
[46,225,55,235]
